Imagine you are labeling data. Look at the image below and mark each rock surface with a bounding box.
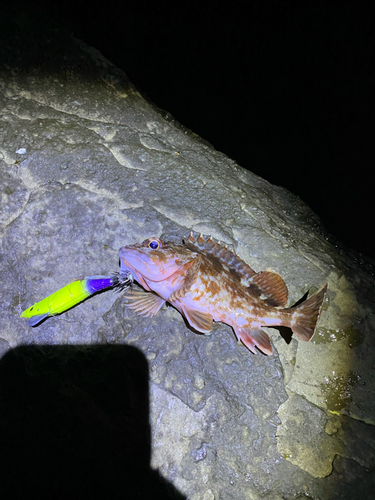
[1,31,375,499]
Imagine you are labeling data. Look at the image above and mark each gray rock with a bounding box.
[1,32,374,499]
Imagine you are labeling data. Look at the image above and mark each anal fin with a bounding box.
[234,326,273,356]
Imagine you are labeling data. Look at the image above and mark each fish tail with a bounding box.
[289,283,328,341]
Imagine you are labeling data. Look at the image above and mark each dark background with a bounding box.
[2,1,375,260]
[0,344,185,499]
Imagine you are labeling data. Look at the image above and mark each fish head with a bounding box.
[119,237,197,295]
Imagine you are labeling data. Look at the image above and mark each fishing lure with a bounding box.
[20,272,133,327]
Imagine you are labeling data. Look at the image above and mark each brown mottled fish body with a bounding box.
[119,234,327,355]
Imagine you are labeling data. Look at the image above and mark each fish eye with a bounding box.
[147,238,163,250]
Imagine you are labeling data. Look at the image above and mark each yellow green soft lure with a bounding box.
[21,272,133,327]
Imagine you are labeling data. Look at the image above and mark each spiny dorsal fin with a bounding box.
[185,232,257,280]
[250,270,288,307]
[185,233,289,306]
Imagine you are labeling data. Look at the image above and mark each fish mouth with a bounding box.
[119,247,180,282]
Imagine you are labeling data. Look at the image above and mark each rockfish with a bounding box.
[119,234,327,355]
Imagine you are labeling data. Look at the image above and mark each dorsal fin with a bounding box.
[184,233,289,306]
[250,270,288,307]
[184,232,257,280]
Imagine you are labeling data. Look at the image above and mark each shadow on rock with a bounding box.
[0,344,186,500]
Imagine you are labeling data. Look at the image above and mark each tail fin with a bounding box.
[290,283,328,341]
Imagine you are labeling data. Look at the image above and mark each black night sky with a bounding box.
[2,1,375,261]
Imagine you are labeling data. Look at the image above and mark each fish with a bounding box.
[119,234,327,355]
[21,272,133,327]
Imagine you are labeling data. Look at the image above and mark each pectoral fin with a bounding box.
[181,306,213,334]
[123,289,165,317]
[234,326,273,355]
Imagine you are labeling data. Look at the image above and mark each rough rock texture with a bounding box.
[1,32,375,499]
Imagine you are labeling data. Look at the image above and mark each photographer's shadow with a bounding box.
[0,344,186,499]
